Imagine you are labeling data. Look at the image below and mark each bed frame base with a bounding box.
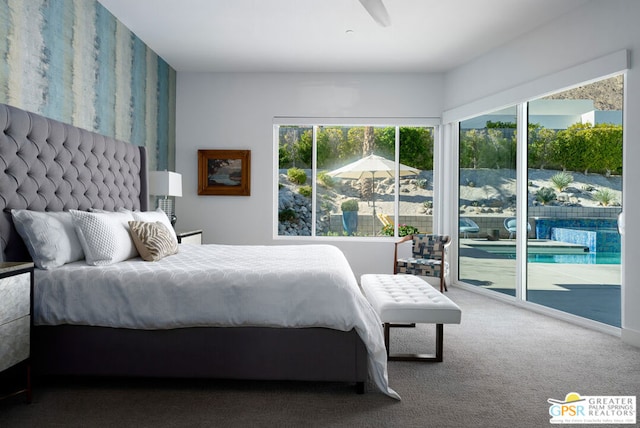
[32,325,368,393]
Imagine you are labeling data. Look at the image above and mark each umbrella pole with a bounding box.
[371,172,376,236]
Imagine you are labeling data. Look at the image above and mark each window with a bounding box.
[275,120,437,238]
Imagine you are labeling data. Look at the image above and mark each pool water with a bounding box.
[468,244,621,265]
[522,252,620,265]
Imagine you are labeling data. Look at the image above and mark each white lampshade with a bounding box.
[149,171,182,197]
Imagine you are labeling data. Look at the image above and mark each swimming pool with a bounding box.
[535,218,621,253]
[465,242,620,265]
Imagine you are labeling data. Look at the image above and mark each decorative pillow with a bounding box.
[70,210,138,266]
[128,221,179,262]
[122,208,177,241]
[11,210,84,269]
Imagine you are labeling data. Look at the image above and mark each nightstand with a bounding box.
[177,229,203,245]
[0,262,34,403]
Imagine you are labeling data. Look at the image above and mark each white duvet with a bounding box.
[34,244,399,399]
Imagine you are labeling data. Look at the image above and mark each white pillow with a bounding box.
[122,208,177,240]
[70,210,138,266]
[11,210,84,269]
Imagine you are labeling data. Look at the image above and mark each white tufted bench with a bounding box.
[361,274,461,362]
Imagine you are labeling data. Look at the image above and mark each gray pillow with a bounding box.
[11,210,85,269]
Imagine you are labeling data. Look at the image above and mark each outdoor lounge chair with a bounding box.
[394,234,451,292]
[459,217,480,238]
[377,213,393,227]
[504,217,531,239]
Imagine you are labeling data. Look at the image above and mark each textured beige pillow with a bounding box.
[128,221,179,262]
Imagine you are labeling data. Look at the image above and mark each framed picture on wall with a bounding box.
[197,149,251,196]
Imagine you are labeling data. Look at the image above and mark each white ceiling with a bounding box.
[98,0,588,73]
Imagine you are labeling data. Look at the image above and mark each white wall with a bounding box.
[442,0,640,346]
[176,72,444,279]
[176,0,640,346]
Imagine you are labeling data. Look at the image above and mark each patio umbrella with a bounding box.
[327,154,420,234]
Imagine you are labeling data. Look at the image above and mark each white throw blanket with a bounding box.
[34,244,399,399]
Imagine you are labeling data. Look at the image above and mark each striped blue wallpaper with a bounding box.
[0,0,176,171]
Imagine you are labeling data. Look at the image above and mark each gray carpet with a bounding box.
[1,286,638,427]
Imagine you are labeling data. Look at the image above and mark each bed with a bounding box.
[0,103,398,398]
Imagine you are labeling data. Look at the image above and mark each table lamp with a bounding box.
[149,170,182,227]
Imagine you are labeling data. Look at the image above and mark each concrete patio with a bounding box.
[458,238,621,326]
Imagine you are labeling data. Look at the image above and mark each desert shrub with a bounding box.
[320,200,333,212]
[317,171,335,188]
[287,167,307,185]
[298,186,312,198]
[593,188,616,206]
[340,199,359,212]
[535,187,557,205]
[413,178,428,189]
[550,171,573,191]
[319,194,334,210]
[278,208,297,222]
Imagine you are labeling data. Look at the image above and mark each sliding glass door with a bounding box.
[526,76,623,326]
[458,106,517,297]
[457,75,623,328]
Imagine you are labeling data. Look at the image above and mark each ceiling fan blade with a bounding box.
[358,0,391,27]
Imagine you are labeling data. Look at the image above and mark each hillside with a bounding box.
[543,75,623,111]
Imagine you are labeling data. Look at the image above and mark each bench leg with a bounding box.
[384,323,444,362]
[440,276,448,293]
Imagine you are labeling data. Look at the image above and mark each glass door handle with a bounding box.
[617,211,625,235]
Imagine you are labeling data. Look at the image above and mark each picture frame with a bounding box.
[197,149,251,196]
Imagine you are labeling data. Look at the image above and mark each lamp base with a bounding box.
[157,198,177,228]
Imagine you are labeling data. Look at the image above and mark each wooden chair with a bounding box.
[394,234,451,292]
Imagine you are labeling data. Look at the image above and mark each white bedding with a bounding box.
[34,243,399,399]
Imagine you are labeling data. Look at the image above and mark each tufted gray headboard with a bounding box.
[0,103,148,262]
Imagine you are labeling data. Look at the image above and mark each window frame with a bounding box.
[273,117,440,240]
